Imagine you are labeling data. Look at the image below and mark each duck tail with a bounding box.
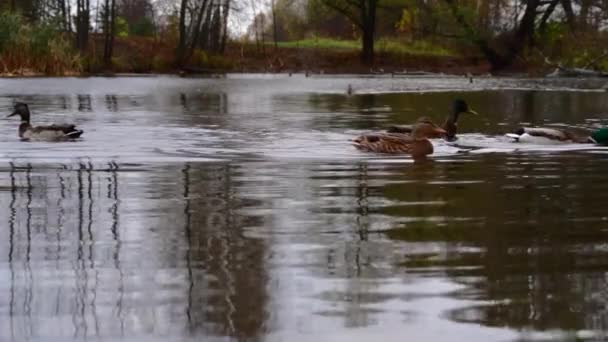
[505,133,521,142]
[67,129,84,139]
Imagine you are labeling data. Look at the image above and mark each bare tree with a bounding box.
[103,0,116,66]
[319,0,378,65]
[176,0,189,65]
[271,0,278,50]
[76,0,91,52]
[220,0,231,53]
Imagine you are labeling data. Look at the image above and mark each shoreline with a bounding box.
[0,69,526,79]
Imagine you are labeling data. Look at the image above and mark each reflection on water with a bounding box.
[0,162,270,341]
[1,76,608,341]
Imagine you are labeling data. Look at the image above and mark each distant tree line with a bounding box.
[250,0,608,69]
[1,0,608,72]
[175,0,232,66]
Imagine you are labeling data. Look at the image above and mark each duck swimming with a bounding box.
[506,126,608,145]
[386,99,478,141]
[7,102,84,141]
[506,126,592,144]
[353,119,447,158]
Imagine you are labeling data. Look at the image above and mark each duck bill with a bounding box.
[6,111,17,118]
[434,127,447,136]
[466,109,479,116]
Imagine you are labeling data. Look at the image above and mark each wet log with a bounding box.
[546,67,608,78]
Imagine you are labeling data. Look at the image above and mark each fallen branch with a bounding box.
[537,48,608,78]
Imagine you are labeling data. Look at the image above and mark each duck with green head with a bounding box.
[589,128,608,145]
[7,102,84,141]
[506,126,608,145]
[387,99,478,141]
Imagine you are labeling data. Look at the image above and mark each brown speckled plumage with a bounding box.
[353,120,446,158]
[385,100,477,142]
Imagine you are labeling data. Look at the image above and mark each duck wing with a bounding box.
[520,127,570,141]
[30,124,84,139]
[353,133,417,153]
[386,125,414,134]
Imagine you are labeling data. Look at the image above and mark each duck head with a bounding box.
[590,127,608,145]
[444,99,478,141]
[412,120,447,140]
[450,99,478,121]
[7,102,30,122]
[513,127,526,135]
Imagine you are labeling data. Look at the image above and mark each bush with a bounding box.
[190,49,209,66]
[207,55,234,70]
[152,55,172,71]
[0,11,81,75]
[0,11,21,53]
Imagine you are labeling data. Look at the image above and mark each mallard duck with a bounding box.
[7,102,83,141]
[353,119,447,158]
[386,99,478,141]
[506,126,608,145]
[590,128,608,145]
[505,127,592,144]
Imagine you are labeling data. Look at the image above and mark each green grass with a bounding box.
[274,37,456,57]
[276,37,360,49]
[376,39,455,57]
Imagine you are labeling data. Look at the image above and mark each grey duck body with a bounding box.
[8,103,83,141]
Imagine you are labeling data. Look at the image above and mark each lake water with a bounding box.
[1,75,608,341]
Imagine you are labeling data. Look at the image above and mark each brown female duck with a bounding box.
[353,119,447,158]
[387,99,478,141]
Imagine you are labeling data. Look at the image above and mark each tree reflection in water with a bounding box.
[0,161,269,340]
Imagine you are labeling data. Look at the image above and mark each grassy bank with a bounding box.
[107,36,473,74]
[0,12,484,77]
[274,38,456,57]
[0,9,489,77]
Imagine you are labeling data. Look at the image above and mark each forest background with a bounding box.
[1,0,607,76]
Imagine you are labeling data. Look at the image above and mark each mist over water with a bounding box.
[1,75,608,341]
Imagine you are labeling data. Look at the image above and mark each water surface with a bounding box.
[1,75,608,341]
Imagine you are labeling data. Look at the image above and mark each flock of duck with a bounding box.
[6,100,608,158]
[353,99,608,158]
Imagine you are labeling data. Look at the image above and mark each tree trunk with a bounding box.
[59,0,68,31]
[188,0,210,58]
[539,0,559,34]
[443,0,508,70]
[200,0,215,50]
[579,0,591,30]
[210,2,222,52]
[176,0,188,66]
[560,0,575,31]
[103,0,110,65]
[360,0,376,65]
[249,0,260,52]
[444,0,540,71]
[75,0,80,48]
[476,0,490,32]
[260,12,266,54]
[271,0,278,51]
[109,0,115,60]
[220,0,230,53]
[76,0,90,53]
[361,24,374,65]
[103,0,116,67]
[510,0,538,51]
[67,0,72,31]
